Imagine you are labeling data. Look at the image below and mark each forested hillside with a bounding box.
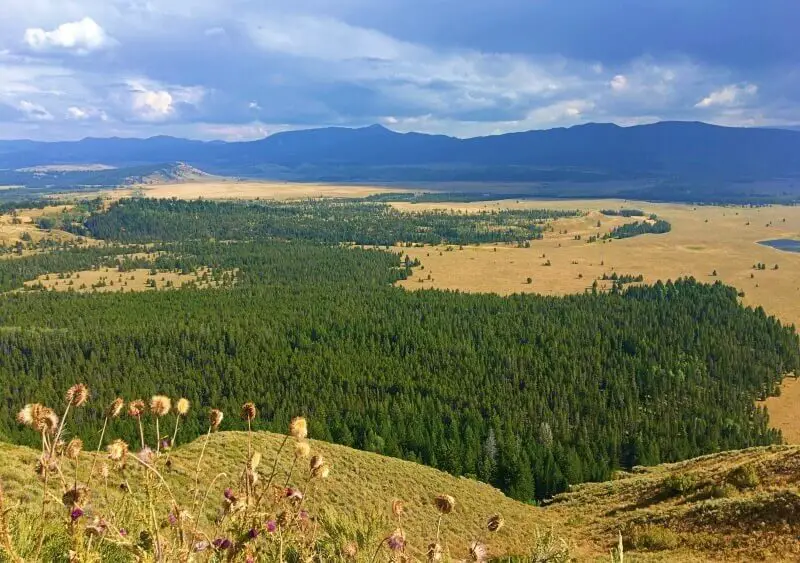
[1,216,796,501]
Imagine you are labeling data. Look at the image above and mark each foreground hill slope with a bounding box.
[1,430,800,561]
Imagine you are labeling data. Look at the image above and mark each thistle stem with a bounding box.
[86,416,109,488]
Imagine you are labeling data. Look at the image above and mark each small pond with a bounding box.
[759,239,800,253]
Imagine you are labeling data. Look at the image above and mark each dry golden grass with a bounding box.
[0,205,85,250]
[21,266,233,294]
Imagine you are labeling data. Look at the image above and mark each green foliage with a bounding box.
[727,464,761,490]
[626,525,680,551]
[600,209,645,217]
[662,473,697,496]
[605,219,672,239]
[78,198,578,245]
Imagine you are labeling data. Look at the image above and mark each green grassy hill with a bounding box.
[2,427,800,562]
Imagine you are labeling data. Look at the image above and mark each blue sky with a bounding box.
[0,0,798,140]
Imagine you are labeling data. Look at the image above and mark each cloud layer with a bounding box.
[0,0,798,140]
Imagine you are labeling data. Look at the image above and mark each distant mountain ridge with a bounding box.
[1,121,800,202]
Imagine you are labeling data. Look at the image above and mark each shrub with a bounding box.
[728,465,760,490]
[662,473,697,496]
[627,525,680,551]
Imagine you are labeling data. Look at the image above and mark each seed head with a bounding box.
[209,409,224,430]
[392,499,405,517]
[468,541,488,562]
[294,441,311,459]
[66,384,89,407]
[427,543,443,562]
[107,439,129,462]
[342,541,358,559]
[150,395,171,417]
[487,514,504,533]
[289,417,308,439]
[99,463,110,480]
[434,494,456,515]
[241,402,257,422]
[312,463,330,479]
[16,404,34,426]
[387,529,405,551]
[127,400,145,418]
[19,404,59,434]
[309,454,324,472]
[249,452,261,471]
[62,485,89,507]
[137,447,154,465]
[107,398,124,418]
[65,438,83,460]
[176,398,190,416]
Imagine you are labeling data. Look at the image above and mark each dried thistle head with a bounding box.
[289,417,308,440]
[62,485,90,507]
[127,400,145,418]
[107,398,124,419]
[468,541,488,562]
[16,404,34,427]
[426,543,443,562]
[209,409,224,430]
[249,452,261,471]
[392,499,405,517]
[65,438,83,460]
[66,384,89,407]
[309,454,324,472]
[487,514,504,533]
[241,402,257,422]
[294,441,311,459]
[312,464,330,479]
[19,404,58,434]
[176,398,190,416]
[107,439,129,462]
[434,494,456,515]
[150,396,171,417]
[341,541,358,560]
[99,463,110,480]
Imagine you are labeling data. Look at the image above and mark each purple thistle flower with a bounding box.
[299,509,309,520]
[70,507,84,521]
[119,528,128,537]
[213,538,232,550]
[168,513,178,526]
[223,487,235,500]
[387,532,405,551]
[160,437,172,451]
[266,520,277,533]
[248,527,259,539]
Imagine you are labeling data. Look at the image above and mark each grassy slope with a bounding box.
[2,433,800,561]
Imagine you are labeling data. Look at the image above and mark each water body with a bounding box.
[759,239,800,253]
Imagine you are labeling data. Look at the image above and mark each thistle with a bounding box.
[128,400,146,449]
[487,514,504,533]
[66,384,89,407]
[289,417,308,440]
[107,439,129,462]
[209,409,224,430]
[175,398,190,416]
[65,438,82,460]
[150,396,171,454]
[241,402,257,422]
[468,541,488,562]
[434,494,456,515]
[295,441,311,459]
[106,398,124,419]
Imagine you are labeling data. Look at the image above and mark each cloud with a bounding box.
[609,74,628,91]
[17,100,53,120]
[23,18,112,54]
[66,106,108,120]
[695,83,758,108]
[127,80,206,121]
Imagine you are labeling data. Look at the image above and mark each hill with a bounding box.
[1,428,799,561]
[2,122,800,202]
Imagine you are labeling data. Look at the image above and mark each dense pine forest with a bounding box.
[0,199,796,502]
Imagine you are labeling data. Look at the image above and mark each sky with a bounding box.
[0,0,798,140]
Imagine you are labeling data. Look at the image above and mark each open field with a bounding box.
[70,180,418,201]
[0,205,90,256]
[21,266,234,293]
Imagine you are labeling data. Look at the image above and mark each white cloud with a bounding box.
[695,83,758,108]
[127,80,205,121]
[66,106,108,120]
[609,74,628,91]
[248,101,261,110]
[17,100,53,120]
[23,18,112,54]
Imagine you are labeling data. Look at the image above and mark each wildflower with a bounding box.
[85,518,108,537]
[266,520,277,533]
[387,529,405,551]
[168,513,178,526]
[160,437,172,451]
[241,402,257,422]
[65,438,83,460]
[223,488,236,501]
[392,499,405,517]
[19,404,59,434]
[127,400,145,418]
[309,454,324,472]
[434,494,456,515]
[285,487,304,501]
[66,384,89,407]
[193,540,209,552]
[176,397,190,415]
[16,404,34,426]
[487,514,504,533]
[70,507,84,521]
[248,527,259,539]
[209,409,224,430]
[295,441,311,459]
[106,398,124,418]
[137,447,154,465]
[107,439,129,462]
[99,463,110,479]
[468,541,488,562]
[342,542,358,559]
[62,486,89,507]
[249,452,261,471]
[119,528,128,537]
[427,543,443,562]
[289,416,308,439]
[150,396,171,417]
[312,463,330,479]
[212,538,232,550]
[298,509,309,521]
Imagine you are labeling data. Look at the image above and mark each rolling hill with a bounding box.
[2,121,800,202]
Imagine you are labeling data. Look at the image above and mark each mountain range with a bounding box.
[2,121,800,202]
